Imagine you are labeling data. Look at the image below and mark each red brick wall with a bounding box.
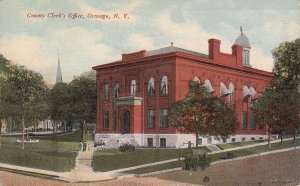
[94,38,273,136]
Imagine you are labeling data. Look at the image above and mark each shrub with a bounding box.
[184,155,199,171]
[119,144,135,152]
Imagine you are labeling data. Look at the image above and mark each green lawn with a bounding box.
[92,147,209,172]
[125,140,299,174]
[32,129,83,142]
[217,140,265,149]
[0,137,79,172]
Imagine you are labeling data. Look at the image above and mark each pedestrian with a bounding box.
[83,141,87,151]
[80,141,83,151]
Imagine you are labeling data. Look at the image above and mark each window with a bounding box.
[243,85,250,100]
[229,83,235,102]
[103,111,109,128]
[113,111,117,128]
[243,50,250,65]
[193,76,200,84]
[147,138,153,147]
[242,112,247,129]
[207,137,212,144]
[197,138,203,145]
[160,109,168,128]
[160,75,168,95]
[203,79,214,95]
[231,138,236,142]
[147,109,155,128]
[242,137,246,142]
[251,137,255,141]
[130,80,136,95]
[220,82,230,97]
[160,138,166,148]
[250,112,256,129]
[148,77,155,96]
[103,83,109,100]
[113,82,120,99]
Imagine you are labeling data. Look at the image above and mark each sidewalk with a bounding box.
[0,137,298,183]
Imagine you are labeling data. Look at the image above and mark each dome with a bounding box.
[234,27,251,49]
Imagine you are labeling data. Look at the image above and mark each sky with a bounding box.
[0,0,299,84]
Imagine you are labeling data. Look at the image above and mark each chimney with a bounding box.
[208,39,221,60]
[232,44,243,66]
[122,50,146,62]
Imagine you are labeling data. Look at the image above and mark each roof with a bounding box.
[234,28,251,48]
[145,46,208,58]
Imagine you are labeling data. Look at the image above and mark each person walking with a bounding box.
[79,141,83,151]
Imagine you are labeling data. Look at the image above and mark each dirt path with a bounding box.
[0,149,299,186]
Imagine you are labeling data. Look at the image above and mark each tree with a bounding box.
[272,38,300,90]
[48,82,70,134]
[170,82,235,147]
[0,58,48,150]
[68,72,96,140]
[253,88,299,147]
[47,70,96,140]
[253,38,300,147]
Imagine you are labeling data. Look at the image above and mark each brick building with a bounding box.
[92,30,273,148]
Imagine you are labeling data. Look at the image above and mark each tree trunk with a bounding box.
[21,111,25,150]
[52,121,55,134]
[81,121,85,141]
[0,119,2,136]
[280,131,284,146]
[195,133,199,148]
[65,122,67,133]
[34,114,37,132]
[0,119,2,147]
[268,127,271,148]
[294,131,297,144]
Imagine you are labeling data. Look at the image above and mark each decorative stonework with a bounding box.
[115,96,143,106]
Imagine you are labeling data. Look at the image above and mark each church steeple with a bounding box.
[56,52,63,84]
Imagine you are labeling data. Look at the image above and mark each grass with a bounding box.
[216,140,265,149]
[92,146,209,172]
[125,139,299,174]
[32,129,83,142]
[0,137,79,172]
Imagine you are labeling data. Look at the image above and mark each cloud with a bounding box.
[251,46,274,72]
[0,26,113,84]
[127,33,154,51]
[75,0,143,23]
[155,6,232,54]
[0,34,52,70]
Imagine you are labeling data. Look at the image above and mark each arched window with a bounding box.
[160,75,168,95]
[148,77,155,96]
[249,87,256,99]
[203,80,214,93]
[113,82,120,99]
[193,76,200,84]
[229,83,235,101]
[220,82,230,97]
[102,83,109,100]
[130,80,136,95]
[243,85,250,100]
